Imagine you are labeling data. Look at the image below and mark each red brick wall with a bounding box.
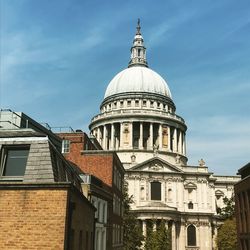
[0,188,67,250]
[79,154,113,187]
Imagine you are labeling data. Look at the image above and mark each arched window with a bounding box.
[151,181,161,200]
[168,188,172,201]
[187,224,196,246]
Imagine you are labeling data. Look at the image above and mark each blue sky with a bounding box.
[1,0,250,175]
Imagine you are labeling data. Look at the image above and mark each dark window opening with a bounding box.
[188,201,194,209]
[138,49,141,57]
[1,146,29,177]
[187,224,196,246]
[151,181,161,200]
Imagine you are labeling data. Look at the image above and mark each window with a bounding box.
[143,100,147,107]
[150,101,154,108]
[187,224,196,246]
[1,146,29,177]
[135,100,139,107]
[151,181,161,200]
[138,49,141,57]
[62,140,70,153]
[127,100,131,107]
[120,101,123,108]
[188,201,194,209]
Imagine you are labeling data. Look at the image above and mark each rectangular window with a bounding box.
[143,100,147,107]
[135,100,139,107]
[1,146,29,178]
[151,181,161,200]
[127,100,131,107]
[62,140,70,153]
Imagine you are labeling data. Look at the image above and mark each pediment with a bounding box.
[215,190,224,197]
[184,182,197,189]
[129,157,183,173]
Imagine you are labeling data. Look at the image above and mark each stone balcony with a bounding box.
[185,247,200,250]
[91,108,185,124]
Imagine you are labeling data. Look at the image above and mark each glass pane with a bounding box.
[4,149,29,176]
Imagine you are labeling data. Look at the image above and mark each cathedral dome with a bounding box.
[104,66,172,99]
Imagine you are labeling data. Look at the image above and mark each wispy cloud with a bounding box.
[186,115,250,174]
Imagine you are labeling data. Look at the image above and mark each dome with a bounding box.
[104,66,172,99]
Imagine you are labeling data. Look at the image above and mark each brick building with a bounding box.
[0,110,95,250]
[81,174,113,250]
[58,131,125,250]
[235,162,250,250]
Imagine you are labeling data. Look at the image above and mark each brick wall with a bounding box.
[68,188,95,250]
[79,154,113,187]
[0,183,95,250]
[0,186,67,250]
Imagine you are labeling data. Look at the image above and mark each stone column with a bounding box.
[167,126,171,151]
[130,122,133,149]
[111,123,114,150]
[149,123,153,149]
[179,131,183,154]
[142,220,147,237]
[119,123,123,149]
[97,127,100,142]
[212,225,218,250]
[139,122,143,149]
[183,133,186,155]
[172,221,176,250]
[173,128,177,152]
[165,220,168,231]
[159,124,163,149]
[153,220,157,231]
[103,125,107,150]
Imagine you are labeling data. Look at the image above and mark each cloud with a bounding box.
[186,115,250,174]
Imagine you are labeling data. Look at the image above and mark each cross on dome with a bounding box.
[136,18,141,35]
[128,19,148,68]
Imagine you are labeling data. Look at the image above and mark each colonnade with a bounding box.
[93,121,186,155]
[140,219,178,250]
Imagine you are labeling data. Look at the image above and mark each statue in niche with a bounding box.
[198,158,206,167]
[162,127,168,147]
[123,124,129,144]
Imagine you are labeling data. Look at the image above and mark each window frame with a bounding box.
[0,145,30,180]
[62,139,70,153]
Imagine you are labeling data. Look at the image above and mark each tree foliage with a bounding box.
[218,196,235,219]
[123,182,144,250]
[216,196,237,250]
[144,220,171,250]
[216,218,237,250]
